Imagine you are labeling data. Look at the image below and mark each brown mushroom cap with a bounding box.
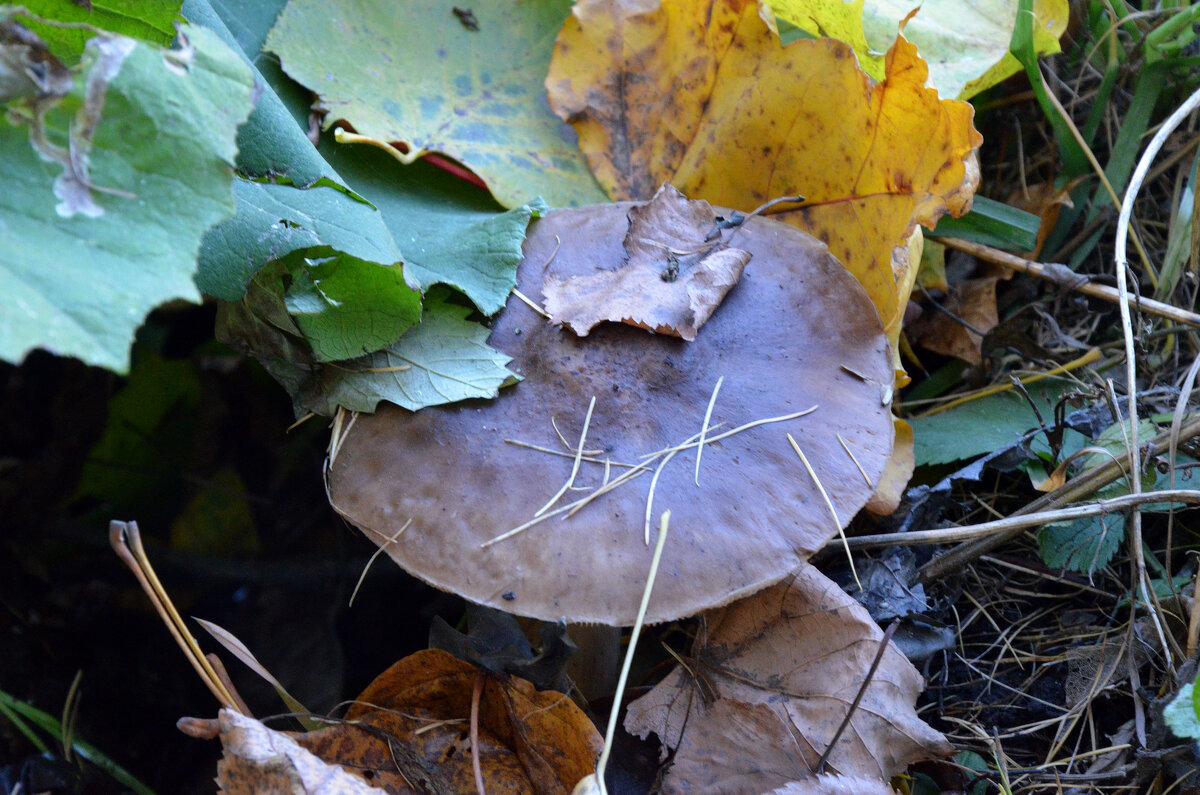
[326,201,894,625]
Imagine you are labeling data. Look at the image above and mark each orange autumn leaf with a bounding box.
[546,0,982,382]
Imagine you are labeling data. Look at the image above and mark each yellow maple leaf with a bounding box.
[548,0,981,510]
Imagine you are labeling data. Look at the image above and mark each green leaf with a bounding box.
[910,382,1066,467]
[218,267,516,416]
[264,0,607,209]
[285,255,421,362]
[0,24,255,372]
[1164,682,1200,739]
[196,178,405,300]
[75,352,202,523]
[303,290,520,414]
[18,0,180,63]
[182,0,358,189]
[1037,490,1126,574]
[404,199,547,316]
[318,142,548,316]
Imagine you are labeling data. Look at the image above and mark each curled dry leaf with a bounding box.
[326,197,894,625]
[220,649,600,794]
[544,184,750,340]
[624,562,951,792]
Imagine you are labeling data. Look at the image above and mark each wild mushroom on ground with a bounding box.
[325,185,895,626]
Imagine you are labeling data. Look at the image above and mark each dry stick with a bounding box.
[1113,85,1200,678]
[918,415,1200,584]
[815,619,899,775]
[830,489,1200,551]
[536,396,597,517]
[1165,354,1200,578]
[934,237,1200,329]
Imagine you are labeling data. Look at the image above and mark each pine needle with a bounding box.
[787,433,860,590]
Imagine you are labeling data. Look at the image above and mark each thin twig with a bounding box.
[815,619,899,774]
[935,237,1200,329]
[471,670,486,795]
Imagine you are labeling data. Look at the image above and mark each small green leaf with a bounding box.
[285,256,421,362]
[1038,503,1125,574]
[0,24,255,372]
[303,290,519,414]
[265,0,607,208]
[910,382,1067,467]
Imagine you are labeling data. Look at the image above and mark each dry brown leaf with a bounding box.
[1008,180,1078,259]
[216,709,384,794]
[543,184,751,340]
[213,649,601,794]
[625,563,950,792]
[909,276,999,365]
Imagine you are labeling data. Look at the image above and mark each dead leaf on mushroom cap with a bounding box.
[544,184,751,340]
[326,197,893,625]
[624,563,951,792]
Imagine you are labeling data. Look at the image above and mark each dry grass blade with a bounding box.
[350,518,412,607]
[109,521,242,712]
[536,395,597,517]
[788,433,859,590]
[694,375,724,486]
[194,618,317,730]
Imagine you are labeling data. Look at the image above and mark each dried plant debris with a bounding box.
[624,564,951,792]
[326,196,894,625]
[543,184,751,340]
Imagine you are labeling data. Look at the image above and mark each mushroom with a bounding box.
[326,187,894,625]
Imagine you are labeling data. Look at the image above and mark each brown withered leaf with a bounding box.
[543,184,750,340]
[213,649,601,794]
[909,276,999,365]
[216,709,384,793]
[625,563,950,792]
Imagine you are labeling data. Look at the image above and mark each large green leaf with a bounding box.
[318,142,548,316]
[0,25,254,372]
[182,0,351,188]
[264,0,606,209]
[19,0,180,62]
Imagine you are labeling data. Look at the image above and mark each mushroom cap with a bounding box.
[326,201,894,625]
